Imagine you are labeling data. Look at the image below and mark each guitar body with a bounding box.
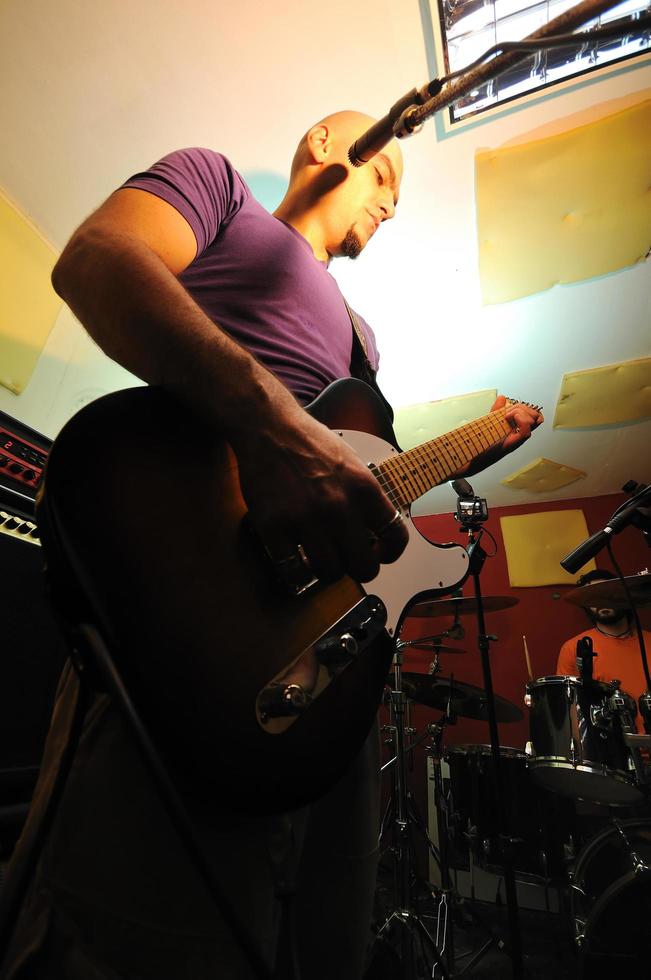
[39,380,468,812]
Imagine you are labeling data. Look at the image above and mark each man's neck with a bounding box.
[595,619,631,638]
[273,194,329,263]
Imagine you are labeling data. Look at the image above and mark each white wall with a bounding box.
[0,0,649,508]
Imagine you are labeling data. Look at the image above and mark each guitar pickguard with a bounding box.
[255,427,469,734]
[339,427,469,634]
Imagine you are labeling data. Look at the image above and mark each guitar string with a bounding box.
[372,407,513,509]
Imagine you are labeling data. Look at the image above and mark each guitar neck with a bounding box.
[376,407,512,507]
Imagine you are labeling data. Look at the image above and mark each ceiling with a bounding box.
[0,0,649,518]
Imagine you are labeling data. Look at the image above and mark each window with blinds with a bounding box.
[435,0,651,123]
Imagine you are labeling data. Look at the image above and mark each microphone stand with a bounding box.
[348,0,639,164]
[562,483,651,729]
[458,515,524,980]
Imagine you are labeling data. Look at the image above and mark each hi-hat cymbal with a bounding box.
[407,596,519,618]
[565,574,651,609]
[402,673,523,723]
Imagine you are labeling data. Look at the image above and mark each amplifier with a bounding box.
[0,409,51,521]
[0,413,65,852]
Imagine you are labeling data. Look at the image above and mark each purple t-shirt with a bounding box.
[122,148,379,404]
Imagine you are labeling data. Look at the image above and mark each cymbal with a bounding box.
[565,574,651,609]
[400,636,467,654]
[402,673,523,723]
[407,596,519,618]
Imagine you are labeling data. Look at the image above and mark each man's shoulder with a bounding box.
[126,147,248,196]
[153,147,243,184]
[122,148,252,253]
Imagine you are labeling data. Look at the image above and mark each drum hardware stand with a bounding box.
[399,630,462,679]
[379,720,441,865]
[375,642,450,980]
[426,708,462,978]
[453,484,525,980]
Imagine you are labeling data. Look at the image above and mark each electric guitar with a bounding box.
[37,379,521,812]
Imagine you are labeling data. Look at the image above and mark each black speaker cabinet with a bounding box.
[0,528,68,813]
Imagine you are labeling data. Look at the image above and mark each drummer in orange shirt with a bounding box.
[557,569,651,734]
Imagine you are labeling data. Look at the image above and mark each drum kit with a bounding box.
[377,573,651,977]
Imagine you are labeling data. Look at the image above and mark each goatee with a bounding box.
[341,227,362,259]
[593,609,627,626]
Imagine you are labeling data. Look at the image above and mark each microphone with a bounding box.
[348,90,421,166]
[560,499,647,574]
[576,636,594,684]
[560,529,611,575]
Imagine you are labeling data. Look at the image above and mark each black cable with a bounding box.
[606,542,651,691]
[480,526,498,558]
[438,13,651,86]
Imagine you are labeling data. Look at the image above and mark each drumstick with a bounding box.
[522,634,533,680]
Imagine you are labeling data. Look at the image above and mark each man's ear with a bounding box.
[305,124,331,163]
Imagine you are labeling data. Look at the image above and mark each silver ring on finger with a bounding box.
[375,509,403,537]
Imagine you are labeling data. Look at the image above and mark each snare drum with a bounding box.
[571,818,651,961]
[525,675,643,805]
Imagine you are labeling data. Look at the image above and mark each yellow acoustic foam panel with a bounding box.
[500,509,595,587]
[501,457,587,492]
[476,95,651,305]
[0,190,61,394]
[393,389,497,451]
[554,357,651,428]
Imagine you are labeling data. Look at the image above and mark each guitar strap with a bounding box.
[343,298,395,423]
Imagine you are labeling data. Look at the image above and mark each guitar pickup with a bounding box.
[243,516,320,597]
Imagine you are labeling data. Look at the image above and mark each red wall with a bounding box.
[379,491,651,861]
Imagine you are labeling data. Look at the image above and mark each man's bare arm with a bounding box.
[52,189,408,583]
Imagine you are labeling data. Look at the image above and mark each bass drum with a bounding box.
[571,818,651,961]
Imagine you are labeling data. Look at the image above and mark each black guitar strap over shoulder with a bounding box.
[343,298,395,423]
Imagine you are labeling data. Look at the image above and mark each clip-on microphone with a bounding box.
[576,635,595,685]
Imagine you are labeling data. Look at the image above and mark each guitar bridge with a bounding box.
[244,516,320,597]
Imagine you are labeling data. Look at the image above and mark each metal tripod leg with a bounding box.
[378,906,448,978]
[374,650,449,980]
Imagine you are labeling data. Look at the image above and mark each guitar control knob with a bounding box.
[0,455,7,467]
[8,462,23,475]
[315,632,359,667]
[258,683,312,721]
[23,469,37,482]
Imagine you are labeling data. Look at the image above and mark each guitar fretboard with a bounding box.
[376,407,512,507]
